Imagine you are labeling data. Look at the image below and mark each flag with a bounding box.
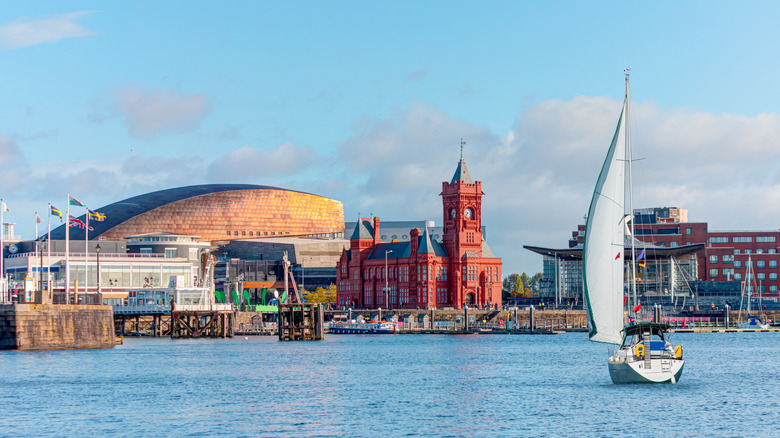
[636,249,645,262]
[638,261,645,268]
[68,195,85,207]
[614,252,621,260]
[69,217,85,228]
[36,213,42,224]
[633,302,642,313]
[69,216,93,230]
[88,209,106,221]
[51,206,63,221]
[1,201,8,212]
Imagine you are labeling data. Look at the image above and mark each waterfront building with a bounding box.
[49,184,345,243]
[527,205,780,307]
[336,155,502,310]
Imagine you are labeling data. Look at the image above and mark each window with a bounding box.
[709,269,718,278]
[249,231,253,236]
[722,268,734,278]
[709,237,728,244]
[241,231,246,236]
[745,249,752,254]
[734,249,741,254]
[758,273,766,281]
[735,273,742,281]
[770,260,777,268]
[686,228,692,235]
[671,242,679,247]
[709,255,718,264]
[771,286,778,293]
[757,249,764,254]
[723,255,734,263]
[140,247,152,254]
[770,273,777,281]
[226,231,231,236]
[757,236,776,243]
[164,248,178,258]
[734,261,741,269]
[757,260,765,268]
[733,236,752,243]
[769,249,777,254]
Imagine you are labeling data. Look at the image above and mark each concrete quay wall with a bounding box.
[0,304,115,350]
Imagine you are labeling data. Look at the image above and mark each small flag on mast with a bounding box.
[36,213,42,224]
[1,201,9,212]
[51,206,63,221]
[636,249,645,262]
[633,302,642,313]
[88,209,106,221]
[68,195,85,207]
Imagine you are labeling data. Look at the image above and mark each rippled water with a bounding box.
[2,332,779,436]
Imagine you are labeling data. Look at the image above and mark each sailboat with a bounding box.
[583,72,684,384]
[738,256,769,329]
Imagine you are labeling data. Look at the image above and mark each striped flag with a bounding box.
[68,195,85,207]
[51,205,63,221]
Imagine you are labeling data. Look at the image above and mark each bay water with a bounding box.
[1,332,779,437]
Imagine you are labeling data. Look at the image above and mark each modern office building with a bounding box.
[527,206,780,307]
[336,155,503,310]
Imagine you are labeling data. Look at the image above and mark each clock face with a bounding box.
[450,208,456,218]
[465,208,473,219]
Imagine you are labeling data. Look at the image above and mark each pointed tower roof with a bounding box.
[450,138,474,184]
[417,223,435,254]
[350,218,374,240]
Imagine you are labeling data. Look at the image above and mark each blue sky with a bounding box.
[2,1,780,274]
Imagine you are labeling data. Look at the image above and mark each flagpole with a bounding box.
[47,204,52,301]
[66,194,70,304]
[34,211,38,293]
[85,208,89,300]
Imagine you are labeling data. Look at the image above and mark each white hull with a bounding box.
[608,346,684,383]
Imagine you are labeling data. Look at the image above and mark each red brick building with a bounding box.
[336,157,502,309]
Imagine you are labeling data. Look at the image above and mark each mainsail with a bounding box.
[583,93,628,345]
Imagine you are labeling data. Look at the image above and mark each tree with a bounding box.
[304,284,337,304]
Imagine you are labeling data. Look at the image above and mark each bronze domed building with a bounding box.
[50,184,345,243]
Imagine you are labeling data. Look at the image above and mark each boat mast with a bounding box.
[626,71,638,314]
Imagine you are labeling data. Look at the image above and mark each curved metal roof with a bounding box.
[49,184,310,240]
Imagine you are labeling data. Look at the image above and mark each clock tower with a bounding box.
[441,143,484,308]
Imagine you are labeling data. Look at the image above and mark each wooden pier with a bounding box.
[278,303,324,341]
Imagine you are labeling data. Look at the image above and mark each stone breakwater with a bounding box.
[0,304,115,350]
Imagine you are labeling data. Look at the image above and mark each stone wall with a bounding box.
[0,304,115,350]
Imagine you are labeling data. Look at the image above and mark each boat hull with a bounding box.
[608,359,684,384]
[328,327,397,334]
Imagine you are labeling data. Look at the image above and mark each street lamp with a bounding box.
[385,250,392,309]
[95,244,101,299]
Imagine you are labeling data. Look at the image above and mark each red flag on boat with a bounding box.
[623,295,628,305]
[633,302,642,312]
[615,252,621,260]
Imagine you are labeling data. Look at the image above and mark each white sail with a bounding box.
[583,94,628,345]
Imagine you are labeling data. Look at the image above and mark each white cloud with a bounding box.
[206,142,320,182]
[0,11,96,50]
[113,84,210,139]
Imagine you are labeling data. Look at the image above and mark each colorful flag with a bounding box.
[1,201,9,212]
[638,261,645,268]
[636,249,645,261]
[51,206,63,221]
[88,209,106,221]
[614,252,621,260]
[633,302,642,313]
[36,213,42,224]
[68,195,85,207]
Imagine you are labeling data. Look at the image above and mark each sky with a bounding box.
[2,1,780,275]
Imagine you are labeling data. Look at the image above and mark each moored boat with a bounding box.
[608,322,684,383]
[327,321,399,334]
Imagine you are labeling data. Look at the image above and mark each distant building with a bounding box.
[336,155,502,309]
[528,205,780,307]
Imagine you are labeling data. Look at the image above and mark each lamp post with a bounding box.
[95,244,101,300]
[385,250,392,309]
